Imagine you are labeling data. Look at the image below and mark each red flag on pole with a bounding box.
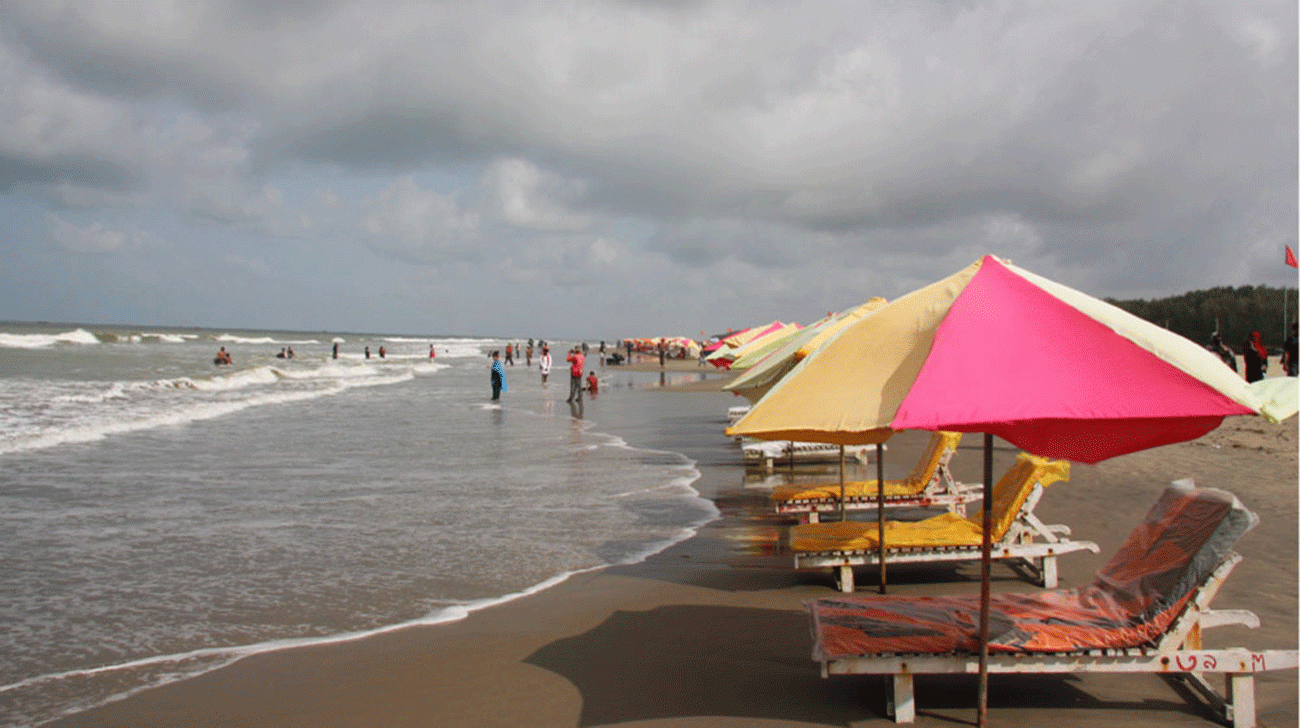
[1287,245,1298,268]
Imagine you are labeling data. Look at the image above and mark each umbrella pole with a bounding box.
[876,441,886,594]
[977,433,994,727]
[838,445,846,522]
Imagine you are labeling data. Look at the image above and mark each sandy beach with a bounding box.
[47,359,1297,728]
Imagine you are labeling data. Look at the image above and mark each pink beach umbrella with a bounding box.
[730,254,1296,725]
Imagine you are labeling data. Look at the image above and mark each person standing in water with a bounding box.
[539,345,552,383]
[566,346,585,403]
[490,350,507,400]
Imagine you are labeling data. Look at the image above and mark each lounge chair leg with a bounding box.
[1040,554,1058,588]
[1227,673,1255,728]
[887,673,915,723]
[835,565,855,593]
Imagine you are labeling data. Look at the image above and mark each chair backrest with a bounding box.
[903,430,962,487]
[973,452,1070,540]
[1092,479,1258,621]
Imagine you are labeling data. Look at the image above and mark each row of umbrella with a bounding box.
[725,254,1296,725]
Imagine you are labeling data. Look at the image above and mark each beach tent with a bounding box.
[729,254,1297,725]
[724,299,887,403]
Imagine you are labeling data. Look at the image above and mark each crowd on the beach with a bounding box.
[1208,323,1299,380]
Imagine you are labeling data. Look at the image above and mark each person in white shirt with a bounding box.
[539,346,552,384]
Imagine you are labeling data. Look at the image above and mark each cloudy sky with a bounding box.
[1,1,1295,339]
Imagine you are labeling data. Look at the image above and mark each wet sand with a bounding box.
[47,360,1298,727]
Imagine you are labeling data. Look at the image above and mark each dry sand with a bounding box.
[47,360,1298,727]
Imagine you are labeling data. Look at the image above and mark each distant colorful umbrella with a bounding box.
[706,320,788,369]
[726,321,805,372]
[724,299,887,403]
[729,254,1296,725]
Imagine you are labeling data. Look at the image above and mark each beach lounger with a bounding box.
[790,452,1098,592]
[742,439,878,469]
[806,479,1297,726]
[770,431,978,522]
[728,405,750,425]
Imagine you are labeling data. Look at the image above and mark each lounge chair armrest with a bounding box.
[1198,609,1261,631]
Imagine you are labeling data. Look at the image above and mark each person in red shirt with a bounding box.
[585,371,598,396]
[565,346,585,402]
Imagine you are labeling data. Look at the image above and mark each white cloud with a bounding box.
[48,214,157,253]
[360,176,481,261]
[482,157,590,232]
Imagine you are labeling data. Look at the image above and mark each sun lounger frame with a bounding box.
[775,443,979,522]
[742,439,876,470]
[795,483,1100,592]
[816,554,1298,727]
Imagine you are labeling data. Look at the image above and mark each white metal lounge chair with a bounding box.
[742,439,879,470]
[790,452,1099,592]
[770,431,979,522]
[806,480,1297,727]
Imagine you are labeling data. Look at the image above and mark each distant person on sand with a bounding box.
[1209,333,1236,372]
[626,339,633,364]
[490,350,507,401]
[539,345,552,383]
[599,341,606,367]
[1283,323,1298,376]
[566,346,585,403]
[658,338,666,368]
[332,342,339,359]
[1242,331,1268,383]
[586,371,598,395]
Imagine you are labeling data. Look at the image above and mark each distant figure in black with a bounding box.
[1209,333,1236,372]
[1283,323,1298,376]
[1242,331,1268,383]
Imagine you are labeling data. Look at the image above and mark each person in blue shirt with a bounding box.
[490,351,508,400]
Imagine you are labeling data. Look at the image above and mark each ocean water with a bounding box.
[0,322,717,727]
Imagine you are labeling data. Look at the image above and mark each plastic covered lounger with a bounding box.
[770,431,978,522]
[806,480,1298,726]
[790,452,1098,592]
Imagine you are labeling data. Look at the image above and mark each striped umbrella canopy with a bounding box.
[726,321,806,372]
[724,298,887,403]
[728,255,1295,460]
[705,320,788,369]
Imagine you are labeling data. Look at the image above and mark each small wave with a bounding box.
[0,328,100,349]
[215,334,320,345]
[137,332,197,344]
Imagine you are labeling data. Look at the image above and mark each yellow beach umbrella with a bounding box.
[724,299,887,403]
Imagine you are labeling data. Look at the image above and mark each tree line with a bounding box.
[1105,285,1298,352]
